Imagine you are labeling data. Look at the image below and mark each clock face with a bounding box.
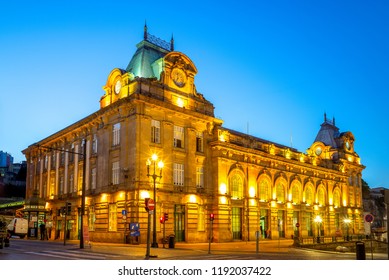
[171,68,186,87]
[345,141,350,150]
[315,147,322,156]
[114,80,121,94]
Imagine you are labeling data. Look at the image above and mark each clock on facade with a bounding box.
[315,147,322,156]
[114,80,122,94]
[171,68,186,87]
[345,141,350,151]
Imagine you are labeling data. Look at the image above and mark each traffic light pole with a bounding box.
[63,201,67,246]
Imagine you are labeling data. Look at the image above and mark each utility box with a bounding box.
[355,241,366,260]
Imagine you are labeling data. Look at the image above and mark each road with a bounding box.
[0,238,387,260]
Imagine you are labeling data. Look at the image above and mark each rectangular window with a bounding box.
[196,131,203,152]
[109,204,117,231]
[51,153,56,169]
[112,123,121,146]
[59,175,64,195]
[173,125,184,148]
[92,134,98,154]
[112,161,120,185]
[196,166,204,188]
[151,120,161,143]
[49,176,55,196]
[69,173,74,192]
[173,163,184,186]
[91,167,96,190]
[60,151,65,166]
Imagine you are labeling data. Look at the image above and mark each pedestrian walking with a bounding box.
[39,223,46,240]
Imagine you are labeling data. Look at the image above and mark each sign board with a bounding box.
[364,214,374,223]
[122,210,127,216]
[130,230,140,237]
[296,223,300,228]
[130,222,139,231]
[148,199,155,211]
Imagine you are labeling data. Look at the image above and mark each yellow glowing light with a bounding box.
[249,186,256,197]
[189,195,197,203]
[151,154,158,161]
[271,200,277,207]
[250,199,256,206]
[314,215,322,223]
[343,199,347,207]
[158,160,164,169]
[177,97,184,108]
[140,191,150,199]
[219,183,227,194]
[220,196,227,204]
[101,193,108,202]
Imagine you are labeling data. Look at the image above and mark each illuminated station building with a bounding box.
[23,26,365,244]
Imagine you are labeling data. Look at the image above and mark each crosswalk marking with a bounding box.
[25,250,118,260]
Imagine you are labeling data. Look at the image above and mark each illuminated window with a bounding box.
[173,163,184,186]
[69,173,74,192]
[50,175,55,196]
[196,131,203,152]
[196,166,204,188]
[174,125,184,148]
[291,183,300,204]
[59,174,64,195]
[112,161,120,185]
[112,123,120,146]
[151,120,161,144]
[109,204,117,231]
[333,190,340,207]
[305,185,313,205]
[276,182,285,203]
[259,179,270,201]
[230,173,243,199]
[317,188,325,206]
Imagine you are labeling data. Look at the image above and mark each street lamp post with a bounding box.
[146,154,163,248]
[314,215,322,243]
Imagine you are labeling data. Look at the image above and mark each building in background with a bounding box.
[22,26,365,243]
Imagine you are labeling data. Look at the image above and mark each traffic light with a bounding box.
[159,216,165,224]
[210,213,215,221]
[164,213,169,221]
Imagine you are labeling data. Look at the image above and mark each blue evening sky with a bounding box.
[1,1,388,188]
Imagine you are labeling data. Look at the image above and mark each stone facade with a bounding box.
[22,28,365,243]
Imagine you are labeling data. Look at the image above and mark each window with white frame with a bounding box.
[173,163,184,186]
[196,131,203,152]
[196,166,204,188]
[112,123,120,146]
[59,174,64,195]
[173,125,184,148]
[112,161,120,185]
[151,119,161,143]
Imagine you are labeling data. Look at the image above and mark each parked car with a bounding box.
[7,218,28,238]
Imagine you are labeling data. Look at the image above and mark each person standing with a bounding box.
[39,223,46,240]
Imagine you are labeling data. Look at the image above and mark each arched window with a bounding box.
[317,188,325,206]
[276,181,285,203]
[305,185,313,205]
[230,173,243,199]
[291,183,300,204]
[258,178,270,201]
[333,189,341,208]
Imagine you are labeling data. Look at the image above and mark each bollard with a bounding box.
[355,241,366,260]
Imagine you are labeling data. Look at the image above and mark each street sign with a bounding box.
[122,210,127,215]
[130,222,139,231]
[365,214,374,223]
[148,199,155,211]
[296,223,300,228]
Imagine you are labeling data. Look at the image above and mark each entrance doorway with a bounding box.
[174,204,185,242]
[232,207,242,240]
